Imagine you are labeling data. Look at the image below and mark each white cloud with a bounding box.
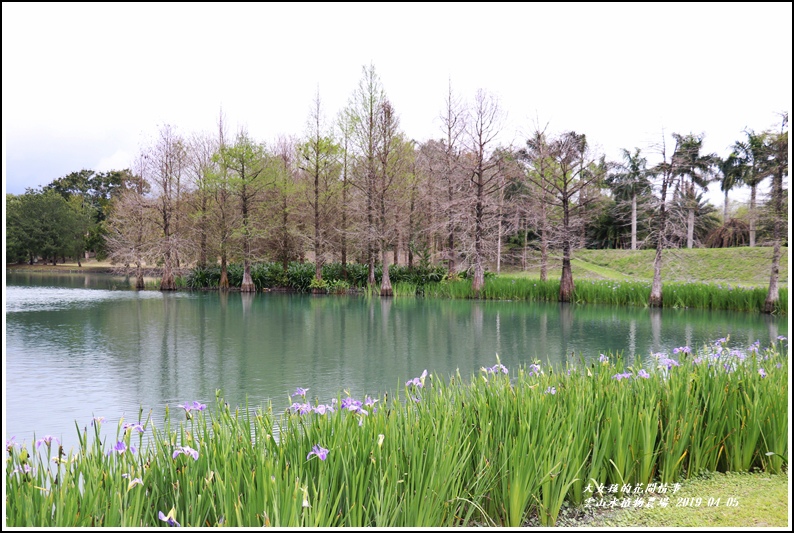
[95,150,132,173]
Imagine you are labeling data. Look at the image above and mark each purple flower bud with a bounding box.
[159,511,181,527]
[36,435,60,449]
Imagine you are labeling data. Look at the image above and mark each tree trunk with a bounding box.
[367,249,376,286]
[522,217,528,271]
[160,249,176,291]
[749,183,757,247]
[686,207,695,249]
[472,180,485,297]
[496,213,502,275]
[472,261,484,297]
[135,260,145,290]
[723,189,729,223]
[219,249,229,290]
[540,201,548,282]
[380,248,393,296]
[763,166,783,313]
[241,240,255,293]
[631,193,637,250]
[649,244,663,307]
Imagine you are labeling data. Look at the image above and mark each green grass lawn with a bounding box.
[571,470,790,528]
[501,247,789,288]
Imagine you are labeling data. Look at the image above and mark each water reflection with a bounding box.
[5,272,788,455]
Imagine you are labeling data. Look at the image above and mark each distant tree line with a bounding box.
[5,65,787,311]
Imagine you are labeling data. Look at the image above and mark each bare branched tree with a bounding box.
[298,89,342,284]
[217,129,270,292]
[520,129,606,301]
[145,124,190,290]
[105,154,152,289]
[462,89,505,296]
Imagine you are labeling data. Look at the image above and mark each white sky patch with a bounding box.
[95,150,133,174]
[2,2,791,208]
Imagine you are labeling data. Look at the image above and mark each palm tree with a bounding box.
[606,147,651,250]
[734,130,771,247]
[715,152,746,223]
[671,133,715,249]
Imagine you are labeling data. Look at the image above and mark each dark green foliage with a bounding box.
[252,262,288,288]
[345,263,371,287]
[287,262,316,292]
[185,266,220,289]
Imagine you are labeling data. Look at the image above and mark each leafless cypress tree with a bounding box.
[209,110,235,290]
[347,64,385,287]
[217,129,269,292]
[336,110,355,280]
[440,80,466,274]
[648,133,682,307]
[145,124,190,291]
[298,89,342,285]
[521,129,605,302]
[105,153,152,290]
[267,136,302,271]
[186,130,219,269]
[463,89,505,296]
[374,99,410,296]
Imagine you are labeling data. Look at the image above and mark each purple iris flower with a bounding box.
[158,511,181,527]
[777,335,787,341]
[123,422,145,434]
[657,358,679,370]
[341,397,368,415]
[307,444,329,461]
[180,401,206,414]
[528,363,542,376]
[108,440,136,455]
[545,386,557,395]
[12,464,33,475]
[758,368,767,378]
[172,445,199,461]
[290,402,313,415]
[612,372,632,381]
[35,435,60,449]
[364,396,378,407]
[599,354,609,363]
[484,363,508,375]
[292,387,309,397]
[406,369,428,388]
[91,416,106,426]
[312,404,333,415]
[637,369,650,379]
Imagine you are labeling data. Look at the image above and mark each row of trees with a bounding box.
[6,65,787,311]
[6,170,131,266]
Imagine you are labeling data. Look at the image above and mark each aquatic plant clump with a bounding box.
[5,337,788,527]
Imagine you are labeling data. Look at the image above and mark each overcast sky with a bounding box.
[3,2,791,205]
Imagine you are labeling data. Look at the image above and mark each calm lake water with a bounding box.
[4,271,788,453]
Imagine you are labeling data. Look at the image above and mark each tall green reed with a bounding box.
[6,338,788,527]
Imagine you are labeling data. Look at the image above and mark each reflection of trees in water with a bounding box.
[650,307,662,355]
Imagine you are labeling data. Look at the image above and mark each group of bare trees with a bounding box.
[102,64,787,312]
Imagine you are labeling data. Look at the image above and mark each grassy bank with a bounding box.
[6,338,788,527]
[568,470,789,528]
[574,247,788,287]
